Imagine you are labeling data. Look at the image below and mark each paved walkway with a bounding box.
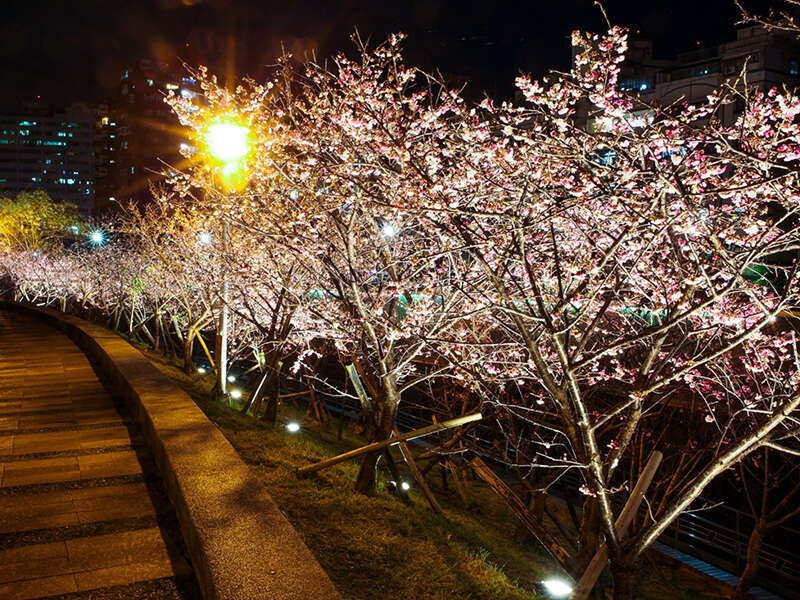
[0,310,197,599]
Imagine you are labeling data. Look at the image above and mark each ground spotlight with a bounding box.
[230,389,242,400]
[286,422,301,433]
[541,578,573,598]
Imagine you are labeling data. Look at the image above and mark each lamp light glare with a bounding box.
[381,223,397,238]
[542,579,573,598]
[230,389,242,400]
[89,230,104,245]
[227,375,236,383]
[196,367,206,374]
[286,422,301,433]
[400,481,411,491]
[207,122,249,163]
[198,231,212,244]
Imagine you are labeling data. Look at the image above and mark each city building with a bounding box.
[577,25,800,130]
[92,105,129,215]
[0,106,94,215]
[110,59,199,208]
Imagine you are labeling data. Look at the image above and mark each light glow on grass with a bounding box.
[230,389,242,400]
[286,421,301,433]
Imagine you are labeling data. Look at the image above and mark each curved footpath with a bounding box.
[0,302,340,600]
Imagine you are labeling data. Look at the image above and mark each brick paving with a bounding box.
[0,310,196,599]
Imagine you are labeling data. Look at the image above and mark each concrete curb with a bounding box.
[2,301,341,600]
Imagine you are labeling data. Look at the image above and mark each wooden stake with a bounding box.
[569,450,663,600]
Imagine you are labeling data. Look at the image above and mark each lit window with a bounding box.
[131,167,135,174]
[790,59,799,76]
[147,79,154,86]
[165,83,179,90]
[101,116,109,126]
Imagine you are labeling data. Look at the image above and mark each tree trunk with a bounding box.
[353,399,396,495]
[732,520,766,600]
[577,498,602,573]
[261,358,283,424]
[182,331,195,374]
[610,558,636,600]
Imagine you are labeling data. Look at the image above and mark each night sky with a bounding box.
[0,0,776,110]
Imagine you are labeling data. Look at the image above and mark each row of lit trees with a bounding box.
[3,21,800,600]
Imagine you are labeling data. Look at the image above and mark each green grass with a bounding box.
[138,347,738,600]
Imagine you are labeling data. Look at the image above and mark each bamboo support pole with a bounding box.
[296,412,483,476]
[470,456,574,573]
[394,427,444,515]
[569,450,663,600]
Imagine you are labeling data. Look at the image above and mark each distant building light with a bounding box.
[180,88,195,99]
[182,76,197,85]
[165,83,179,91]
[109,196,116,202]
[147,79,154,86]
[101,116,109,126]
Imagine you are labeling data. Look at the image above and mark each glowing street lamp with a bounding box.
[89,230,105,245]
[201,116,251,400]
[286,422,301,433]
[380,223,397,238]
[198,231,212,245]
[207,122,249,163]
